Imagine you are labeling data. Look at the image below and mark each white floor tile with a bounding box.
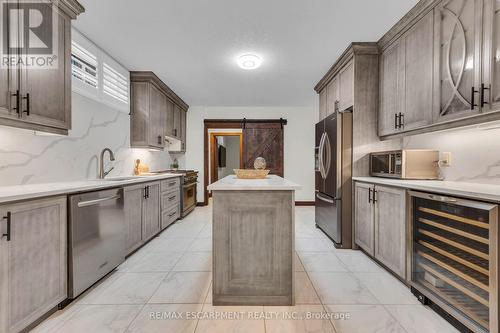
[386,305,459,333]
[334,250,385,273]
[149,271,211,304]
[295,272,321,304]
[298,252,348,272]
[118,251,184,273]
[126,304,202,333]
[195,305,266,333]
[187,238,212,252]
[173,251,212,272]
[354,272,419,305]
[264,305,336,333]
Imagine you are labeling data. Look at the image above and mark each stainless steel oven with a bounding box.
[182,177,197,217]
[409,191,498,333]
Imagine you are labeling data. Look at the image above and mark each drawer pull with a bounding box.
[168,195,176,201]
[168,211,177,217]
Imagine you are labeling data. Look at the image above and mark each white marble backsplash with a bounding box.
[0,93,181,186]
[403,122,500,185]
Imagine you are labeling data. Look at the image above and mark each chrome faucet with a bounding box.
[99,148,116,179]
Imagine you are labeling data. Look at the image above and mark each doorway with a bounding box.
[209,132,243,187]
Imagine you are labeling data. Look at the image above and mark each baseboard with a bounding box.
[295,201,315,206]
[196,202,206,207]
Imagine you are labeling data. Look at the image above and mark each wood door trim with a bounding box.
[204,122,243,206]
[209,132,244,186]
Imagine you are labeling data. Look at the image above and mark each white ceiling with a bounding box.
[74,0,418,107]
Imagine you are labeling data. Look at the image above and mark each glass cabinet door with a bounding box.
[411,192,498,332]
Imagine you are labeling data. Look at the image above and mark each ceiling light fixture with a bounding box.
[237,54,262,70]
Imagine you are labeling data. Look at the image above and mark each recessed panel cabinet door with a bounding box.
[379,40,403,136]
[339,61,354,112]
[482,0,500,112]
[165,100,175,137]
[0,197,67,333]
[173,104,181,139]
[180,109,186,151]
[20,7,72,130]
[142,183,160,242]
[149,84,166,149]
[374,185,406,279]
[124,185,144,255]
[130,82,150,147]
[319,88,327,120]
[434,0,482,122]
[326,77,339,116]
[354,182,375,256]
[0,2,19,122]
[403,11,434,131]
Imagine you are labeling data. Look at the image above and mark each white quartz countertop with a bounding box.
[353,176,500,203]
[208,175,302,191]
[0,174,182,204]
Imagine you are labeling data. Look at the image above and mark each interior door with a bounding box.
[243,122,284,176]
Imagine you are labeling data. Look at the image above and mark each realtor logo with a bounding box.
[1,0,59,69]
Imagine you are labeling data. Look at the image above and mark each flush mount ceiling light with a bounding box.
[237,54,263,70]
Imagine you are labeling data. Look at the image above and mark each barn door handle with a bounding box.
[481,83,490,108]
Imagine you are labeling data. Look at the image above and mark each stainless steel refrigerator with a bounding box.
[315,110,353,249]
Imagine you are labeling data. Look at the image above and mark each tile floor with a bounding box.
[31,205,459,333]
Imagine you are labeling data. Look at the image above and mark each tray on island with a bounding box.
[234,169,270,179]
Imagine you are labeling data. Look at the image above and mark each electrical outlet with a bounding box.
[441,152,452,167]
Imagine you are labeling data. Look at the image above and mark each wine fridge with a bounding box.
[409,191,498,333]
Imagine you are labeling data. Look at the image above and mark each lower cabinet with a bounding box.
[0,196,67,333]
[354,182,407,279]
[124,179,180,256]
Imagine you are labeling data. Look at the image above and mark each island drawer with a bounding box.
[161,178,180,193]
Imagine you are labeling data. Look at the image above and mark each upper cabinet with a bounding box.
[377,0,500,138]
[434,0,482,122]
[0,0,84,135]
[130,72,188,151]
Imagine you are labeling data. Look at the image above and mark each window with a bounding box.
[71,41,98,89]
[103,62,129,104]
[71,28,130,113]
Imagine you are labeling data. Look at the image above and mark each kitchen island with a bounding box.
[207,175,301,306]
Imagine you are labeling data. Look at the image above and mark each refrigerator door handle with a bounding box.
[316,193,339,204]
[323,133,332,177]
[318,133,326,179]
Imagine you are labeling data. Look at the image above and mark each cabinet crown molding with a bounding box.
[130,71,189,111]
[377,0,438,50]
[55,0,85,19]
[314,42,378,93]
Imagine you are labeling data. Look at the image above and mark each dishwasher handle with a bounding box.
[77,194,121,208]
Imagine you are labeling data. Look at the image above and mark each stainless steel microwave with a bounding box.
[370,150,440,179]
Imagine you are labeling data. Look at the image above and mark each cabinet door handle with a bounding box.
[169,195,176,201]
[368,188,372,203]
[2,212,11,242]
[398,112,404,129]
[481,83,490,108]
[394,113,398,129]
[168,211,177,218]
[11,90,20,115]
[158,135,162,145]
[373,190,377,203]
[471,86,479,110]
[22,93,30,116]
[144,186,149,199]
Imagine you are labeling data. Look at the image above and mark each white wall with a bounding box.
[223,136,240,178]
[0,93,180,186]
[186,106,317,202]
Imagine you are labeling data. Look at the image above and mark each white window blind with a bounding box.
[103,62,129,104]
[71,41,98,89]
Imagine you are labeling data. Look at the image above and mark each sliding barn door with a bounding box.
[243,122,284,176]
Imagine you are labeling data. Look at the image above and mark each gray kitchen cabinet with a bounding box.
[379,11,433,136]
[319,88,327,120]
[339,61,354,111]
[354,182,375,256]
[326,76,339,116]
[482,0,500,113]
[142,182,161,242]
[379,39,403,136]
[180,109,187,152]
[0,0,83,135]
[124,185,144,254]
[402,11,434,131]
[173,104,182,139]
[130,72,189,151]
[149,84,167,149]
[166,100,175,137]
[0,196,67,333]
[434,0,482,122]
[160,178,181,230]
[354,182,407,279]
[373,185,406,279]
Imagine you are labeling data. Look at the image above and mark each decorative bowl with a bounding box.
[233,169,270,179]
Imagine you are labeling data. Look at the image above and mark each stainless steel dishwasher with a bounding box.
[68,188,125,299]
